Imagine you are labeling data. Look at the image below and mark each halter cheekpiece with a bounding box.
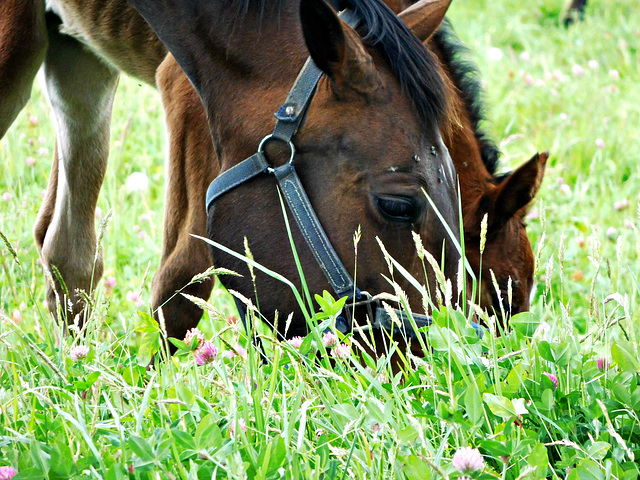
[205,9,433,339]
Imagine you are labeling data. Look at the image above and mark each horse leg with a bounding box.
[151,54,218,341]
[36,16,119,322]
[0,0,47,138]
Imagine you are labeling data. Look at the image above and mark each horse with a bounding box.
[428,19,547,323]
[126,0,465,346]
[129,0,547,344]
[151,0,546,340]
[0,0,545,343]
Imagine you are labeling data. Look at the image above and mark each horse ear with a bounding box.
[300,0,383,97]
[398,0,452,42]
[494,151,548,220]
[300,0,346,77]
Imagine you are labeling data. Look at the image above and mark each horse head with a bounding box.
[463,152,547,322]
[399,1,547,326]
[131,0,462,345]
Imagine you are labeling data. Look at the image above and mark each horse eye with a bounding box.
[375,196,420,223]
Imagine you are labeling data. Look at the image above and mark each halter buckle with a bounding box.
[335,290,378,334]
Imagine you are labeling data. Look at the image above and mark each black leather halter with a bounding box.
[205,9,432,339]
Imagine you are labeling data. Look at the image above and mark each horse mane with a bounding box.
[226,0,449,130]
[343,0,448,128]
[432,19,502,176]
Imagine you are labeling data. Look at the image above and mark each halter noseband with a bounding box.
[205,9,432,339]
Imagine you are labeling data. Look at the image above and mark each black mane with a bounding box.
[432,19,502,176]
[343,0,448,128]
[228,0,448,129]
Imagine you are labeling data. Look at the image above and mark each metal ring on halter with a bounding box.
[258,134,296,173]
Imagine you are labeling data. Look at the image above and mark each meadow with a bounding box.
[0,0,639,478]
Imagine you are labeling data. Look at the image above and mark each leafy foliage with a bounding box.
[1,0,639,478]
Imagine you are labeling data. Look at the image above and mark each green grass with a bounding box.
[1,0,639,478]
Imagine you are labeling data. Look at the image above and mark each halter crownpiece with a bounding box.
[205,8,433,339]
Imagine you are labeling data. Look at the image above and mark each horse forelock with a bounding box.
[225,0,450,132]
[432,19,502,177]
[344,0,449,131]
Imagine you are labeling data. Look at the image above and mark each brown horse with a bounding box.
[131,0,547,341]
[0,0,544,341]
[129,0,466,342]
[428,18,547,321]
[151,1,546,339]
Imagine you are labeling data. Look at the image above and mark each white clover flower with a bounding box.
[487,47,503,62]
[452,447,485,474]
[70,345,90,361]
[125,172,149,192]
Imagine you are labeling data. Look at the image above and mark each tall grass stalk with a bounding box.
[1,0,640,477]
